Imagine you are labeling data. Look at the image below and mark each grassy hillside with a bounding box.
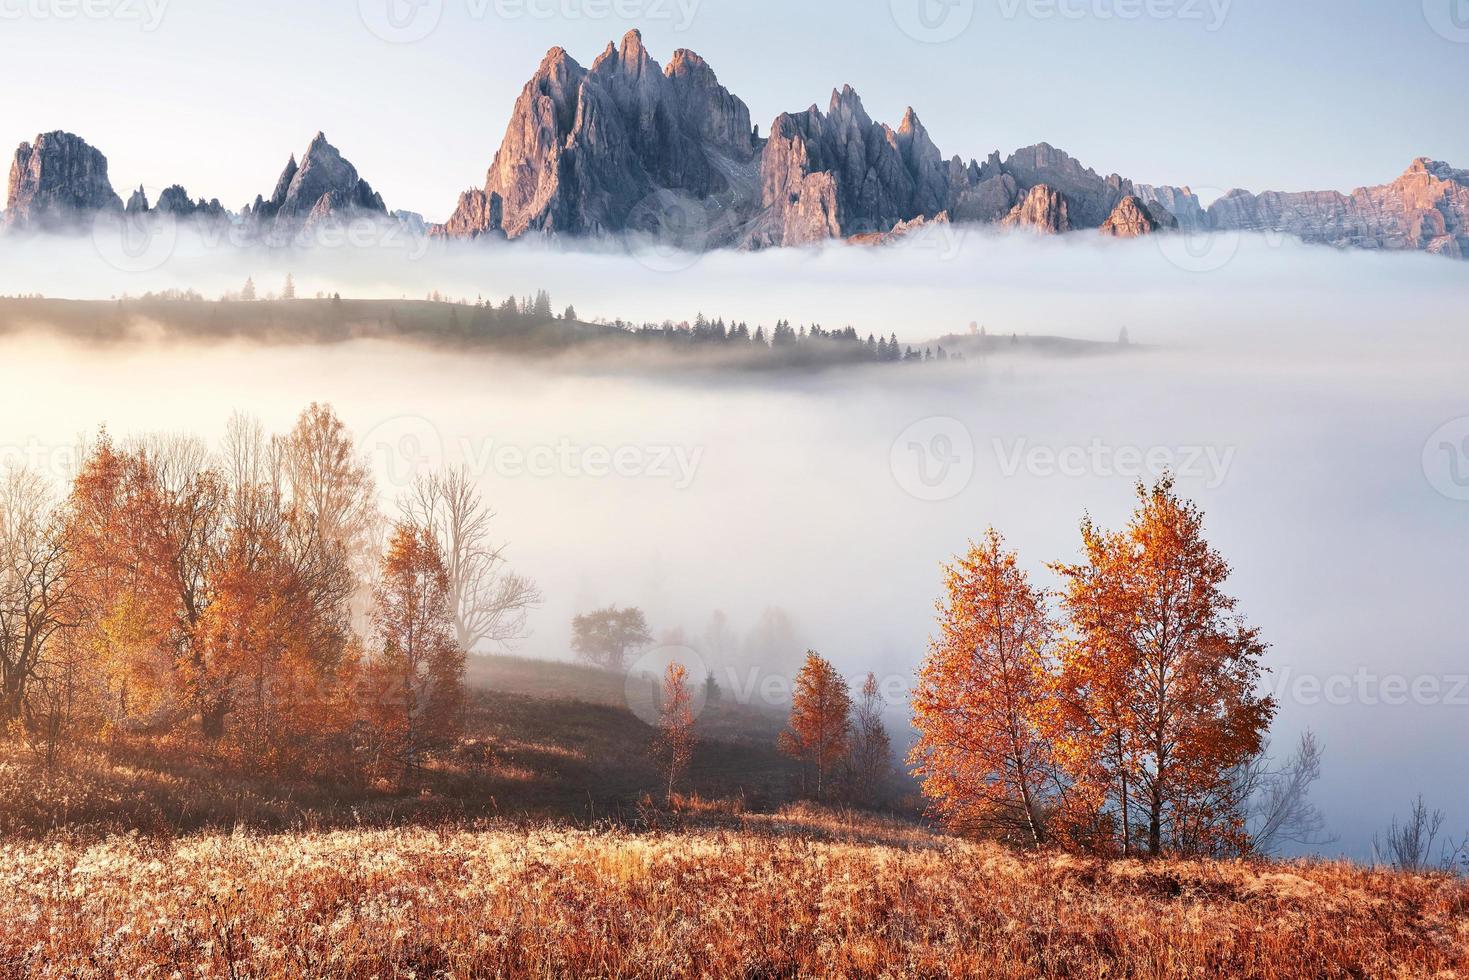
[0,654,802,839]
[2,654,1466,977]
[3,811,1464,978]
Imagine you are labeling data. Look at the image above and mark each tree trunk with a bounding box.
[1148,789,1163,856]
[201,700,229,739]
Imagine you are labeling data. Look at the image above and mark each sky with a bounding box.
[2,0,1467,222]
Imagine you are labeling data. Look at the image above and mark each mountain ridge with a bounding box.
[3,31,1465,260]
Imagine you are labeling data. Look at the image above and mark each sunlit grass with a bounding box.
[2,811,1464,978]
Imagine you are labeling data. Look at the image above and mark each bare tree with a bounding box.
[0,467,73,726]
[1236,731,1334,856]
[400,468,542,654]
[845,672,893,806]
[1374,796,1457,872]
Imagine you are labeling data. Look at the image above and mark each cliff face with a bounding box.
[5,131,122,230]
[1001,184,1070,234]
[997,143,1132,228]
[1100,194,1178,237]
[748,88,948,246]
[1207,159,1469,258]
[1134,184,1207,231]
[441,30,758,241]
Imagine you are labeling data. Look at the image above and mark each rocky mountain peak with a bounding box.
[1100,194,1177,237]
[5,130,123,230]
[1001,183,1070,234]
[244,133,385,231]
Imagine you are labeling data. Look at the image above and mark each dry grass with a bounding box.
[3,659,1463,977]
[1,808,1464,979]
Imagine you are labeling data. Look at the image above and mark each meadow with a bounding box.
[3,811,1465,978]
[2,656,1466,979]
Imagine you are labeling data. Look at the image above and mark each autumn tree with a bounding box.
[778,651,851,800]
[570,606,653,671]
[653,660,695,802]
[64,436,183,728]
[368,522,463,777]
[845,673,893,806]
[400,468,541,654]
[1053,477,1275,856]
[280,403,377,632]
[199,413,356,770]
[910,530,1059,847]
[0,467,73,727]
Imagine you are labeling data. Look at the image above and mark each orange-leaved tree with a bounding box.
[368,521,463,779]
[910,529,1060,847]
[778,651,851,800]
[1053,477,1276,856]
[653,660,696,802]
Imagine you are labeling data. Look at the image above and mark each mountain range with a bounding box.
[5,30,1466,259]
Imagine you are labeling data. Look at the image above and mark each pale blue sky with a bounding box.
[3,0,1466,221]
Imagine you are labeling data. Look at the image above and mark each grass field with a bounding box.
[3,808,1465,978]
[2,654,1465,978]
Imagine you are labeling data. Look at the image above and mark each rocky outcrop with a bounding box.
[1099,194,1177,237]
[999,143,1131,228]
[1001,184,1070,234]
[155,185,226,218]
[747,88,947,246]
[5,131,122,230]
[1207,158,1469,258]
[1134,184,1206,231]
[441,30,758,241]
[243,132,387,234]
